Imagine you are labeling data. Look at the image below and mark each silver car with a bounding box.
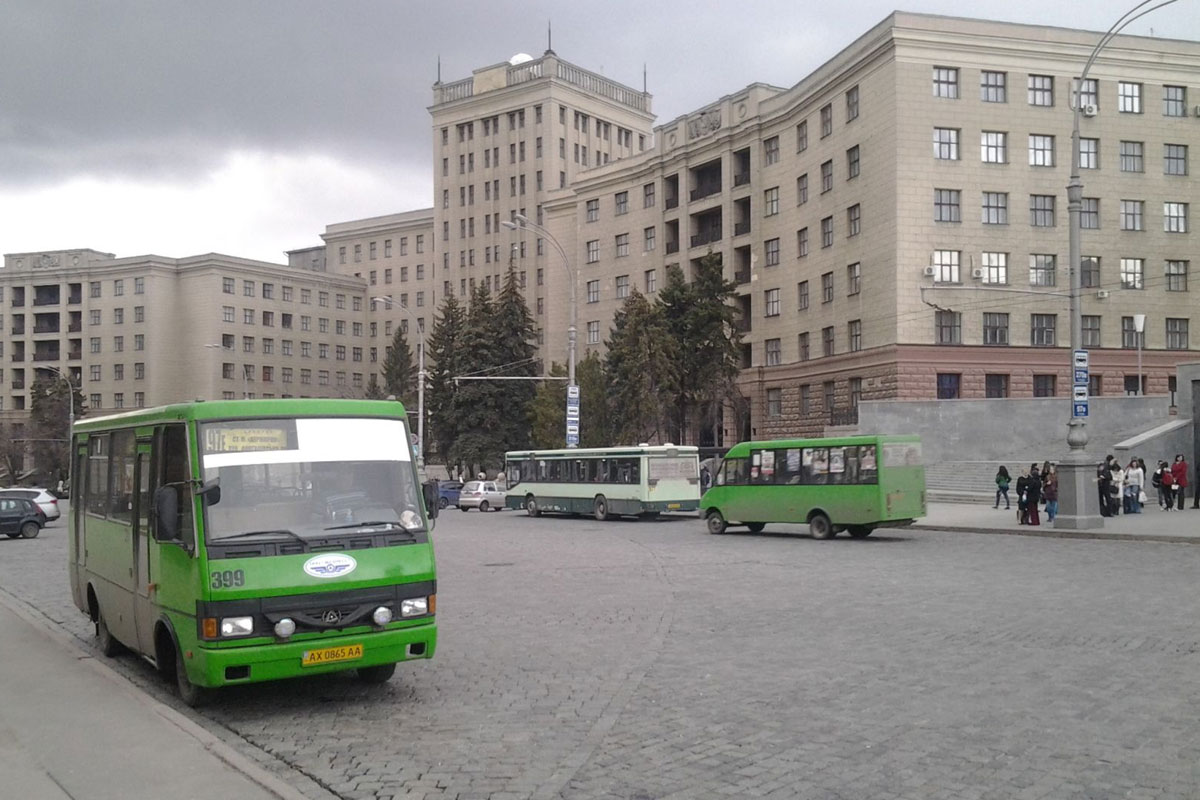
[458,480,506,512]
[0,488,61,522]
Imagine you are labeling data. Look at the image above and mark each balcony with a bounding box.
[67,350,82,361]
[734,270,751,285]
[33,353,61,362]
[691,228,722,248]
[665,241,679,254]
[665,196,679,210]
[11,354,23,363]
[68,322,81,332]
[33,324,60,335]
[11,383,24,391]
[690,181,721,202]
[734,317,751,333]
[10,327,24,336]
[733,173,750,187]
[68,293,82,304]
[734,221,751,236]
[830,407,860,426]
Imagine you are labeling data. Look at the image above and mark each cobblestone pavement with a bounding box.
[4,508,1200,799]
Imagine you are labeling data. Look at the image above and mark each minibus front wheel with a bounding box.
[174,646,212,708]
[705,509,728,535]
[358,663,397,684]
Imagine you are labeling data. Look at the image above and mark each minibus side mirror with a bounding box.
[199,479,221,507]
[422,480,439,520]
[153,486,179,542]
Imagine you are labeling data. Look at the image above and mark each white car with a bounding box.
[458,481,506,512]
[0,488,61,522]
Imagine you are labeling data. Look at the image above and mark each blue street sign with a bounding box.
[1073,349,1089,368]
[566,432,580,445]
[566,385,580,400]
[1073,368,1089,385]
[1073,401,1089,417]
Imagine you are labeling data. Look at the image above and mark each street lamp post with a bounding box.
[501,215,579,448]
[1056,0,1177,530]
[204,343,247,398]
[372,297,425,471]
[1134,314,1146,396]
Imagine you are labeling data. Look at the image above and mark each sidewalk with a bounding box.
[0,590,306,800]
[915,501,1200,543]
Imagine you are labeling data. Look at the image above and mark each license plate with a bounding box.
[301,644,364,666]
[667,503,681,509]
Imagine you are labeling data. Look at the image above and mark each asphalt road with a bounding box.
[3,505,1200,799]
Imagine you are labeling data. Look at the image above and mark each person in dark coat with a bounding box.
[1026,465,1042,525]
[1015,469,1030,524]
[1171,455,1189,511]
[1097,459,1113,517]
[994,465,1011,510]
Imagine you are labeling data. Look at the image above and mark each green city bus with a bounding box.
[504,445,701,519]
[700,435,925,537]
[68,399,438,706]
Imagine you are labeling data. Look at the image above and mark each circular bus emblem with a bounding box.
[303,554,358,579]
[322,609,342,624]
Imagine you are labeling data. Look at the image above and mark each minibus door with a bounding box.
[132,440,156,654]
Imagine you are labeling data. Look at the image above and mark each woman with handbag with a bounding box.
[994,465,1011,510]
[1124,457,1144,514]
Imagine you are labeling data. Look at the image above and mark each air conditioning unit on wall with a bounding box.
[1096,289,1111,299]
[1082,104,1098,117]
[971,267,984,279]
[922,265,936,277]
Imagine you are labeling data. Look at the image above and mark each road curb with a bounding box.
[910,523,1200,545]
[0,586,311,800]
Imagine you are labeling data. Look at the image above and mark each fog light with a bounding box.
[274,618,296,639]
[372,606,393,626]
[400,598,428,618]
[220,616,254,637]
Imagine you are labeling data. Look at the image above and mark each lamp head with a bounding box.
[514,213,530,223]
[500,220,518,230]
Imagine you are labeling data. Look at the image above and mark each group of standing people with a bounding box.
[1096,454,1191,516]
[994,462,1058,525]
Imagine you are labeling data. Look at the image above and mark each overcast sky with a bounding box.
[2,0,1198,264]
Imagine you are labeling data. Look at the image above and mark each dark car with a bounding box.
[437,480,463,509]
[0,497,45,539]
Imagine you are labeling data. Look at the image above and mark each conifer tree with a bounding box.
[381,325,417,411]
[604,290,677,443]
[426,292,468,463]
[489,264,538,451]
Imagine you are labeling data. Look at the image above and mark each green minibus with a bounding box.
[68,399,438,705]
[700,435,925,537]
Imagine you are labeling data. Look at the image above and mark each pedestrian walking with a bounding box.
[1025,465,1042,526]
[1160,461,1176,511]
[994,465,1011,509]
[1123,457,1144,514]
[1042,465,1058,522]
[1171,454,1189,511]
[1016,468,1030,524]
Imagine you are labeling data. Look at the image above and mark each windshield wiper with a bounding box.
[323,520,404,531]
[216,528,309,546]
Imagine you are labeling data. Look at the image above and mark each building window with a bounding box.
[848,319,862,352]
[797,228,809,257]
[797,281,809,310]
[764,136,780,165]
[797,174,808,205]
[1121,316,1147,350]
[981,252,1008,285]
[1082,257,1101,288]
[1167,318,1189,350]
[847,262,861,295]
[1120,141,1144,172]
[933,127,959,160]
[765,338,781,366]
[934,189,961,222]
[644,226,656,251]
[820,217,833,248]
[821,272,834,303]
[1164,143,1188,176]
[847,204,861,237]
[616,275,630,298]
[820,103,833,137]
[222,306,235,323]
[766,388,782,417]
[1030,194,1056,227]
[796,120,808,152]
[1074,77,1099,109]
[586,198,599,222]
[823,381,835,412]
[983,312,1009,345]
[1027,74,1054,106]
[1120,258,1144,289]
[980,131,1007,164]
[764,288,781,317]
[1028,134,1055,167]
[822,327,835,357]
[1120,200,1144,231]
[985,374,1009,398]
[981,70,1007,103]
[764,238,780,267]
[615,233,629,257]
[933,66,959,98]
[798,333,810,361]
[1164,85,1188,117]
[586,280,599,304]
[845,85,860,121]
[644,182,656,208]
[1033,375,1057,397]
[820,161,833,193]
[764,187,779,216]
[586,321,600,344]
[1166,260,1189,292]
[615,191,629,215]
[937,373,961,399]
[1031,314,1057,347]
[1081,198,1100,229]
[1030,254,1056,287]
[933,250,960,283]
[1079,137,1099,169]
[645,270,657,293]
[1118,81,1142,113]
[847,145,860,179]
[586,240,599,263]
[1082,315,1102,348]
[982,191,1008,224]
[935,310,961,345]
[221,278,233,294]
[1164,202,1189,233]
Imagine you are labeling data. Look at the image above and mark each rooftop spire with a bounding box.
[545,20,555,56]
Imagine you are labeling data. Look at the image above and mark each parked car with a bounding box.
[0,497,45,539]
[458,480,506,512]
[0,488,60,522]
[437,480,464,509]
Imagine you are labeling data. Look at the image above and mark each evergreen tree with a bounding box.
[450,284,507,471]
[604,290,677,443]
[363,374,386,400]
[381,325,417,411]
[31,374,86,485]
[529,362,568,449]
[576,350,615,447]
[426,292,468,463]
[490,264,538,451]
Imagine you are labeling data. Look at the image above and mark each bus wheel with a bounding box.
[809,513,834,539]
[357,663,397,684]
[705,510,728,535]
[746,522,766,533]
[526,496,540,517]
[593,495,609,521]
[847,525,874,538]
[96,610,123,657]
[174,647,212,708]
[20,521,40,539]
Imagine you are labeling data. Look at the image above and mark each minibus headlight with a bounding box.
[274,618,296,639]
[220,616,254,637]
[400,509,422,530]
[400,598,428,618]
[372,606,393,626]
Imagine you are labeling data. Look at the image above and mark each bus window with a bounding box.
[86,434,110,517]
[803,448,830,485]
[160,424,195,549]
[859,445,878,484]
[749,450,777,485]
[717,457,747,486]
[778,448,804,484]
[110,430,136,522]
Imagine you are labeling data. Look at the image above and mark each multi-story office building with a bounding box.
[537,12,1200,440]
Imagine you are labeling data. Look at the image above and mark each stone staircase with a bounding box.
[925,460,1045,505]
